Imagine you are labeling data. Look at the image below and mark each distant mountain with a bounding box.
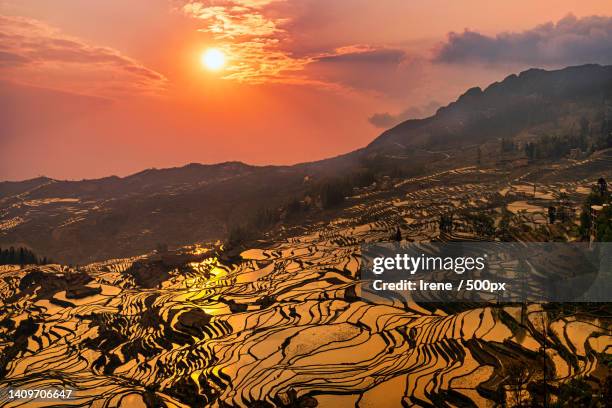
[368,64,612,151]
[2,64,612,263]
[0,162,311,263]
[0,177,53,199]
[1,161,256,201]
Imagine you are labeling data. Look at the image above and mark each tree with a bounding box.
[501,138,516,153]
[466,213,495,236]
[439,214,454,233]
[505,363,532,407]
[555,378,596,407]
[594,205,612,242]
[579,188,611,242]
[548,206,557,224]
[525,142,536,160]
[579,116,590,137]
[0,247,49,265]
[392,226,402,242]
[497,208,513,241]
[285,197,304,217]
[597,177,608,197]
[579,206,592,239]
[320,179,350,209]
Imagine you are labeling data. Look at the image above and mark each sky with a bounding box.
[3,0,612,180]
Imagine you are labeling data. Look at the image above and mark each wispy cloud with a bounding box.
[0,15,167,96]
[434,14,612,66]
[315,45,406,64]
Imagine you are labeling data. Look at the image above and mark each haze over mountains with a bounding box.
[2,64,612,263]
[370,64,612,151]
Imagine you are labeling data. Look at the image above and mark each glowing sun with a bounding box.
[201,48,226,71]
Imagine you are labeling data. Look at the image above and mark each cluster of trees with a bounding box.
[441,211,518,239]
[497,208,514,241]
[501,137,518,153]
[226,175,356,248]
[523,133,588,160]
[596,113,612,150]
[226,207,281,249]
[226,159,418,248]
[503,115,612,162]
[0,247,51,265]
[438,214,454,233]
[309,164,394,211]
[547,205,573,225]
[317,177,362,209]
[226,161,397,248]
[465,212,496,236]
[315,158,422,210]
[582,202,612,242]
[503,373,611,407]
[285,197,309,218]
[579,178,611,241]
[551,376,612,407]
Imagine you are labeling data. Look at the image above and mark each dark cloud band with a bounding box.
[434,14,612,66]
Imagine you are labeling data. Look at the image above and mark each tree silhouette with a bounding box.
[0,246,49,265]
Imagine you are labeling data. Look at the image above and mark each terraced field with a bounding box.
[1,153,611,407]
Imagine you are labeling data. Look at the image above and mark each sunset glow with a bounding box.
[1,2,612,407]
[3,1,612,180]
[201,48,226,71]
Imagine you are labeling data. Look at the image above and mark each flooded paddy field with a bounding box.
[1,153,611,407]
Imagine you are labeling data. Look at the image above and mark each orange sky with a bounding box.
[2,0,612,180]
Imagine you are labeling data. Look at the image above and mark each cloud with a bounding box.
[316,45,406,64]
[368,101,440,128]
[300,45,418,96]
[0,15,167,96]
[434,14,612,66]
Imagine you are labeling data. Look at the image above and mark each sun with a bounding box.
[201,48,226,71]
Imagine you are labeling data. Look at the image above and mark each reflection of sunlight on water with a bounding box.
[210,266,227,278]
[202,303,230,316]
[184,256,228,289]
[191,244,210,255]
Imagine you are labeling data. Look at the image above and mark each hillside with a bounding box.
[0,145,610,407]
[0,162,311,263]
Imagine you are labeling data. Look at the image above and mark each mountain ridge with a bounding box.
[369,63,612,151]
